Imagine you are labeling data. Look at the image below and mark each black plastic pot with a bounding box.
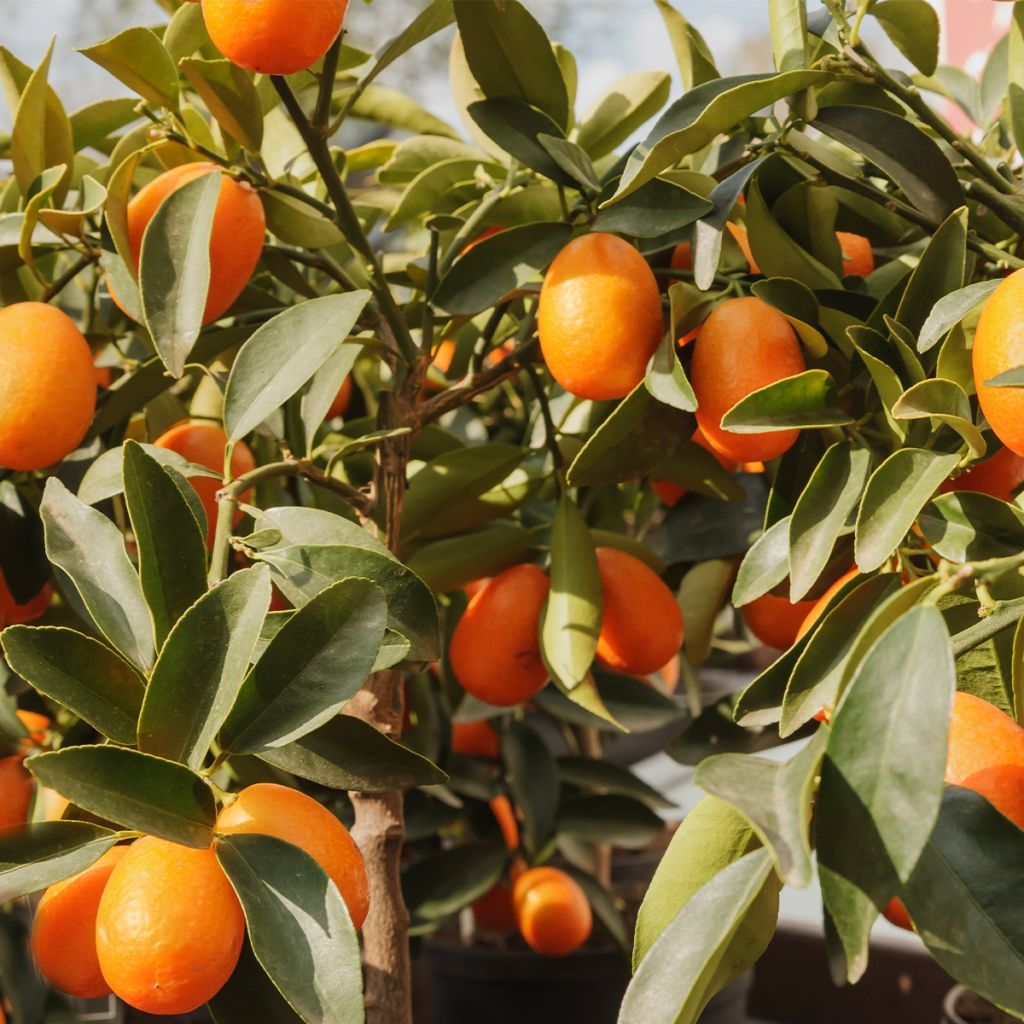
[422,936,749,1024]
[943,986,1023,1024]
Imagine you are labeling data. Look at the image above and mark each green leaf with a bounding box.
[137,566,271,770]
[538,134,601,193]
[407,524,539,594]
[79,28,178,108]
[209,942,305,1024]
[750,277,829,358]
[559,794,664,849]
[401,444,524,542]
[222,578,386,754]
[645,332,697,412]
[622,850,777,1024]
[453,0,569,129]
[0,822,119,903]
[141,171,220,378]
[255,545,440,661]
[40,477,154,673]
[781,573,902,737]
[387,158,500,230]
[918,280,999,353]
[122,440,208,648]
[679,559,736,665]
[163,0,212,62]
[217,835,364,1024]
[919,492,1024,562]
[894,206,968,336]
[576,71,671,159]
[557,757,674,810]
[731,516,791,607]
[653,0,719,91]
[594,177,712,239]
[612,70,830,202]
[224,295,369,442]
[816,606,954,983]
[28,747,216,848]
[541,496,602,691]
[871,1,940,77]
[78,442,219,506]
[180,58,263,151]
[535,672,685,733]
[0,627,144,745]
[891,378,985,458]
[502,721,559,854]
[258,714,446,792]
[433,221,571,315]
[812,105,963,223]
[1010,4,1024,156]
[721,369,851,432]
[466,98,571,182]
[789,444,872,600]
[903,787,1024,1015]
[769,0,808,72]
[253,507,392,556]
[854,449,961,572]
[402,845,508,927]
[696,730,826,887]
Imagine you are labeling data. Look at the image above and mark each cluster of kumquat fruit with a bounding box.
[29,783,368,1013]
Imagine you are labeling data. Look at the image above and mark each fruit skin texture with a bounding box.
[691,296,806,463]
[742,592,816,651]
[451,720,500,758]
[0,755,33,829]
[974,269,1024,456]
[216,782,369,929]
[472,882,517,932]
[449,564,550,706]
[836,231,874,277]
[0,303,96,471]
[669,241,693,272]
[32,846,129,998]
[326,376,353,419]
[883,897,913,932]
[726,223,761,274]
[118,162,265,326]
[0,573,52,626]
[941,445,1024,503]
[202,0,349,75]
[513,867,592,956]
[538,233,663,401]
[595,548,684,676]
[945,691,1024,829]
[153,421,255,547]
[95,837,245,1014]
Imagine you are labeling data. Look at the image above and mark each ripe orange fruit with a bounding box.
[691,296,806,463]
[974,269,1024,456]
[31,846,129,998]
[96,838,244,1014]
[538,233,663,400]
[114,162,265,326]
[449,564,550,706]
[941,445,1024,503]
[946,691,1024,829]
[794,568,860,642]
[216,782,369,929]
[726,223,761,274]
[836,231,874,277]
[0,303,96,471]
[513,867,592,956]
[653,426,739,507]
[326,376,353,419]
[669,241,693,272]
[472,881,517,932]
[594,548,684,676]
[0,573,53,626]
[0,755,33,829]
[451,720,500,759]
[15,710,50,749]
[742,592,816,651]
[489,795,520,851]
[203,0,349,74]
[653,653,680,693]
[153,420,255,547]
[883,897,913,932]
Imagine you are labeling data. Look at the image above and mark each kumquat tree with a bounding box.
[3,0,1024,1022]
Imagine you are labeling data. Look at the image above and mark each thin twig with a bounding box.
[43,252,99,303]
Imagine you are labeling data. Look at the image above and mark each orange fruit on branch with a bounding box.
[0,755,33,830]
[153,420,255,548]
[940,445,1024,503]
[741,592,817,651]
[326,376,354,419]
[691,296,806,464]
[653,426,739,507]
[449,564,550,706]
[0,573,53,626]
[31,846,129,999]
[114,162,265,326]
[451,720,500,759]
[216,782,370,929]
[973,269,1024,456]
[96,837,245,1014]
[202,0,349,75]
[513,866,592,956]
[595,547,683,676]
[538,233,663,400]
[0,303,96,471]
[836,231,874,277]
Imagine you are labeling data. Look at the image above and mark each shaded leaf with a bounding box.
[0,822,118,903]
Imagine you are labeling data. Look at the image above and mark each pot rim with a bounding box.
[944,986,968,1024]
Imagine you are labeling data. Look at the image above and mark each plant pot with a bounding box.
[943,986,1023,1024]
[422,935,750,1024]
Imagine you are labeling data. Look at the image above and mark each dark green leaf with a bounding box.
[0,822,119,903]
[209,941,305,1024]
[894,206,968,336]
[407,524,539,594]
[920,492,1024,562]
[558,794,664,849]
[594,178,712,239]
[558,757,674,810]
[467,98,570,181]
[721,369,852,432]
[679,558,736,665]
[502,722,558,854]
[402,845,508,926]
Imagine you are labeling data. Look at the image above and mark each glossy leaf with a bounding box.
[28,747,216,848]
[919,492,1024,562]
[594,178,712,239]
[259,714,446,792]
[892,378,985,458]
[222,579,387,754]
[0,822,119,903]
[78,27,178,109]
[721,370,853,432]
[407,524,539,594]
[40,477,154,673]
[918,280,999,353]
[854,449,961,572]
[0,627,144,745]
[141,172,220,378]
[894,207,968,336]
[138,567,271,770]
[646,331,698,412]
[541,496,602,691]
[731,516,791,607]
[224,295,370,442]
[217,835,364,1024]
[576,71,672,159]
